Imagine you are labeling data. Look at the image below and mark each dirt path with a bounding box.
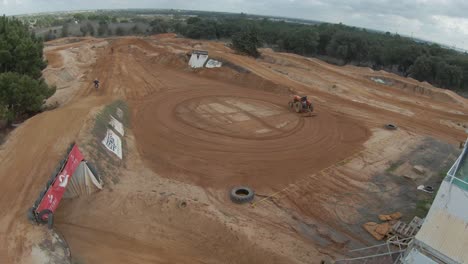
[0,38,112,263]
[132,76,369,189]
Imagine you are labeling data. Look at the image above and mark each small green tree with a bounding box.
[61,23,69,37]
[282,28,319,55]
[231,25,261,58]
[98,21,108,36]
[87,22,95,36]
[186,17,201,24]
[0,72,55,121]
[409,56,435,82]
[80,24,88,36]
[150,19,168,34]
[185,21,217,39]
[131,25,142,35]
[326,31,369,63]
[44,29,56,41]
[73,13,86,22]
[116,27,125,36]
[0,16,55,122]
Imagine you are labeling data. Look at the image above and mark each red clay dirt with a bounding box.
[0,35,467,264]
[132,77,369,189]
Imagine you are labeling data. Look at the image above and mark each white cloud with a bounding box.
[0,0,466,50]
[432,15,468,35]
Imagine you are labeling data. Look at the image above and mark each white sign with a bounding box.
[205,59,222,68]
[102,129,122,159]
[109,115,125,136]
[189,54,208,68]
[116,108,124,120]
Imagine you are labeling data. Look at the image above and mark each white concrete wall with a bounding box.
[188,54,208,68]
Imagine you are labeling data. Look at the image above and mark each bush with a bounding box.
[116,27,126,36]
[0,72,55,121]
[231,26,261,58]
[0,16,47,79]
[0,16,54,122]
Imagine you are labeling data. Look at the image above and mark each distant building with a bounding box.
[402,138,468,263]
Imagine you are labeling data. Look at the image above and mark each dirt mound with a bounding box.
[148,52,187,68]
[149,33,178,40]
[195,61,292,95]
[45,51,64,68]
[44,40,101,106]
[368,75,465,105]
[45,37,89,46]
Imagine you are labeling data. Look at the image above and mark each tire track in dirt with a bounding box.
[132,75,370,189]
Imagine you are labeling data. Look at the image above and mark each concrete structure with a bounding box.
[402,138,468,264]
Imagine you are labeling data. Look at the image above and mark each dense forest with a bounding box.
[35,10,467,92]
[0,16,55,123]
[173,16,468,92]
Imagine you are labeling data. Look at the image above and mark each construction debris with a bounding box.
[364,212,403,240]
[378,212,402,221]
[363,222,391,240]
[364,212,423,243]
[390,216,423,238]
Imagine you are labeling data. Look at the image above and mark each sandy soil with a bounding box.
[0,35,467,264]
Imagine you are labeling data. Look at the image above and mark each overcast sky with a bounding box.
[1,0,467,50]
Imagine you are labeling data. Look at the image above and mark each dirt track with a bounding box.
[0,35,467,263]
[133,77,369,189]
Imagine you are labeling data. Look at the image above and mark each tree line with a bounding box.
[0,16,55,123]
[170,16,468,91]
[30,11,468,92]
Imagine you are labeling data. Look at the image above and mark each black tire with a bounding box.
[27,207,37,223]
[230,186,255,204]
[37,209,53,224]
[309,103,314,112]
[288,102,293,110]
[385,124,398,130]
[294,102,302,113]
[424,186,434,192]
[47,213,54,229]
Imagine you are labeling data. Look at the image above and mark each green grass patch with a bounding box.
[386,161,403,173]
[413,166,451,218]
[92,100,130,139]
[415,197,435,218]
[87,100,130,184]
[438,164,452,179]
